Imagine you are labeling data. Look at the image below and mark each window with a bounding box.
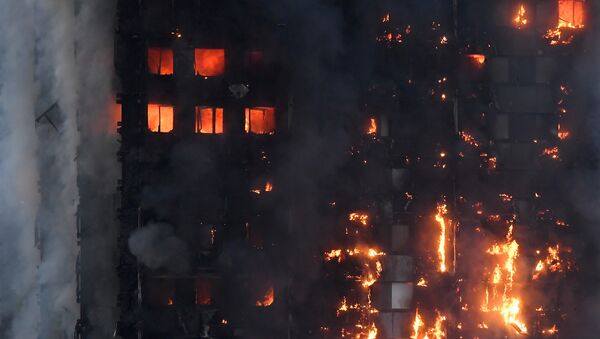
[147,48,174,75]
[194,49,225,76]
[245,107,275,135]
[147,104,174,133]
[195,278,212,305]
[558,0,585,28]
[195,106,223,134]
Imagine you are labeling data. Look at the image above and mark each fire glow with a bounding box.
[367,118,377,135]
[411,308,447,339]
[481,224,527,335]
[466,54,486,66]
[325,212,384,338]
[435,203,450,273]
[513,4,528,28]
[544,0,585,45]
[255,286,274,307]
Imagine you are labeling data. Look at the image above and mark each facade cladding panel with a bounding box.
[106,1,591,339]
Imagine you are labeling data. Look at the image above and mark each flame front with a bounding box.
[326,212,384,338]
[411,308,447,339]
[435,203,449,273]
[481,223,527,334]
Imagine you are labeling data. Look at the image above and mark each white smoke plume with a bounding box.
[0,0,117,338]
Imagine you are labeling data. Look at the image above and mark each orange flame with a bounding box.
[544,0,585,45]
[411,309,446,339]
[542,147,560,159]
[513,4,528,28]
[467,54,486,66]
[256,286,274,307]
[367,118,377,135]
[435,203,449,273]
[349,212,369,226]
[482,224,527,334]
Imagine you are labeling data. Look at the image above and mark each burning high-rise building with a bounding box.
[1,1,598,339]
[100,0,594,338]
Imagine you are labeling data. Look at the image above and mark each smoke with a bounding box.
[0,0,117,338]
[0,1,41,338]
[128,223,190,274]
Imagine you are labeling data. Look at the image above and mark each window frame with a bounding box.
[147,104,174,133]
[244,107,276,135]
[195,106,224,134]
[147,48,174,75]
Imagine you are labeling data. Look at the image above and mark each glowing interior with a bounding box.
[147,48,174,75]
[244,107,275,135]
[147,104,174,133]
[194,49,225,76]
[196,107,224,134]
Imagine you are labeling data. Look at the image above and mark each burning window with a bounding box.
[195,107,223,134]
[244,107,275,135]
[195,278,212,305]
[147,104,174,133]
[194,49,225,77]
[558,0,585,28]
[466,54,486,66]
[147,48,174,75]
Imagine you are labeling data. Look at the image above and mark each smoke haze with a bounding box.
[0,0,117,338]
